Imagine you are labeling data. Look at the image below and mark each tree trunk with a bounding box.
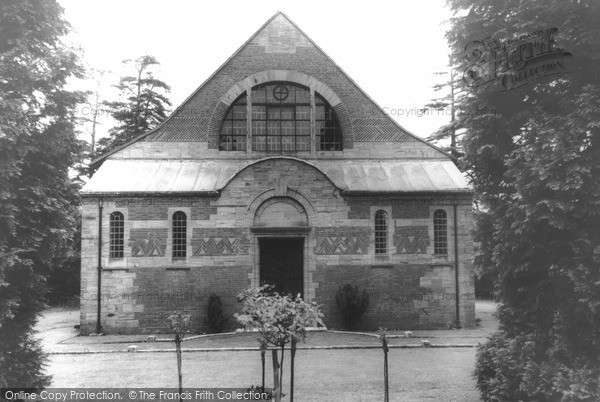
[176,337,183,402]
[290,339,297,402]
[271,349,281,402]
[279,345,285,398]
[383,337,389,402]
[261,346,266,391]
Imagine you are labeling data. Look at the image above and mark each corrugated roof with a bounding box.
[82,158,471,195]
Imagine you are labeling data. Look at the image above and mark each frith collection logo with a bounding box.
[463,27,572,91]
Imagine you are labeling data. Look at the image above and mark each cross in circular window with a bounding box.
[272,86,289,101]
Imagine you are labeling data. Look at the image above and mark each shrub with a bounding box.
[206,293,228,333]
[475,332,600,401]
[235,285,324,402]
[335,284,369,330]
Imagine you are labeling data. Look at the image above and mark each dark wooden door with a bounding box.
[259,237,304,298]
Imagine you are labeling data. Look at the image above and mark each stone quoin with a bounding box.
[80,12,475,334]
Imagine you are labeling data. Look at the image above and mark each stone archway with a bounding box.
[251,197,310,298]
[208,70,354,149]
[253,197,309,228]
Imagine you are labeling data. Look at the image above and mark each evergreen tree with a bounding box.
[446,0,600,399]
[424,65,465,160]
[0,0,85,388]
[96,55,171,156]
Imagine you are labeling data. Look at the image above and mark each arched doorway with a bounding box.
[252,197,310,298]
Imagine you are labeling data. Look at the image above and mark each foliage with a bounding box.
[235,285,324,401]
[445,0,600,399]
[335,284,369,330]
[46,208,81,307]
[167,312,191,342]
[0,0,85,388]
[424,66,466,160]
[236,285,324,348]
[205,293,228,333]
[95,55,171,158]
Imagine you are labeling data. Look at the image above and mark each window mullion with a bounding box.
[310,87,315,155]
[246,90,252,154]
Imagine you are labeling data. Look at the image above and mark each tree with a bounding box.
[0,0,85,388]
[167,313,191,401]
[445,0,600,399]
[235,286,324,402]
[83,68,110,156]
[96,55,171,157]
[424,64,466,160]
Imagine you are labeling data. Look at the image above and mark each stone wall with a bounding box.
[80,158,475,334]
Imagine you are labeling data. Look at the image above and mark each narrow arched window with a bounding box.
[375,210,388,254]
[434,210,448,255]
[172,211,187,259]
[109,212,124,259]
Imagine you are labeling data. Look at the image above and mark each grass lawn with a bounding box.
[39,302,496,400]
[48,348,479,401]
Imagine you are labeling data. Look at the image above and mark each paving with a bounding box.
[37,301,497,355]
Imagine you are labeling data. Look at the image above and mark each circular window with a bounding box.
[272,85,289,101]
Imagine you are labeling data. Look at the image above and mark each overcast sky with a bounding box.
[59,0,455,143]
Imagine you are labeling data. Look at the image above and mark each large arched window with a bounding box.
[220,82,342,152]
[172,211,187,259]
[374,210,388,254]
[433,210,448,255]
[109,211,124,259]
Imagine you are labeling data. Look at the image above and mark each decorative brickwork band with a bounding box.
[314,227,370,255]
[192,228,249,256]
[352,118,415,142]
[394,226,430,254]
[144,116,210,142]
[129,229,168,257]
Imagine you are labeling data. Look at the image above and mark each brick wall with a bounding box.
[80,158,475,334]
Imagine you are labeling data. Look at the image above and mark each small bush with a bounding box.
[206,294,228,333]
[335,284,369,330]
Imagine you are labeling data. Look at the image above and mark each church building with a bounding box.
[80,12,475,334]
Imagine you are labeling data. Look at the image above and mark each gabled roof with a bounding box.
[90,11,451,167]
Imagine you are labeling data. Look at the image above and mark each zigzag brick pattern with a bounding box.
[314,227,370,255]
[394,226,430,254]
[129,229,168,257]
[192,228,249,255]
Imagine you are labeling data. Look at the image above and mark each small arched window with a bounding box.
[109,211,124,259]
[375,210,388,254]
[172,211,187,259]
[433,210,448,255]
[219,82,342,152]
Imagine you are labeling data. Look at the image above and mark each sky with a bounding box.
[59,0,455,143]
